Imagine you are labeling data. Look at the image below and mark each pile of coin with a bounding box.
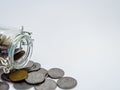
[0,60,77,90]
[0,34,25,61]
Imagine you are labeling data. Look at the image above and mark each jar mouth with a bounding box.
[8,34,33,70]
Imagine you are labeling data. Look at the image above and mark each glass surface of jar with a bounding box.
[0,26,33,73]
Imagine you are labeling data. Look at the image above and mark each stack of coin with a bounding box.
[0,60,77,90]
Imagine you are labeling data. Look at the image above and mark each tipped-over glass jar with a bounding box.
[0,26,33,73]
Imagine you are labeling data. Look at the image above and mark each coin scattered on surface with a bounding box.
[9,69,28,82]
[14,50,25,60]
[13,81,32,90]
[57,77,77,89]
[24,60,34,69]
[0,81,9,90]
[34,79,57,90]
[0,60,77,90]
[38,68,48,76]
[48,68,64,79]
[28,62,41,72]
[25,70,45,84]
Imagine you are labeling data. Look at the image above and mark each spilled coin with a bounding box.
[34,79,57,90]
[24,60,34,69]
[57,77,77,89]
[48,68,64,79]
[0,60,77,90]
[13,81,32,90]
[28,62,41,72]
[9,69,28,82]
[38,68,48,76]
[25,70,45,84]
[0,81,9,90]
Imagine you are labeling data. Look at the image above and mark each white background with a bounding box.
[0,0,120,90]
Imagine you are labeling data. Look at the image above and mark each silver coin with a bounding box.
[0,82,9,90]
[38,68,48,76]
[57,77,77,89]
[25,71,45,84]
[45,74,49,79]
[24,60,34,69]
[13,81,32,90]
[34,79,57,90]
[29,62,41,72]
[48,68,64,79]
[37,68,48,79]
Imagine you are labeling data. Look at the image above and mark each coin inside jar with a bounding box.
[0,34,6,45]
[14,50,25,61]
[2,37,10,46]
[0,35,9,58]
[9,69,28,82]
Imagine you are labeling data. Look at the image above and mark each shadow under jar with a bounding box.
[0,26,33,73]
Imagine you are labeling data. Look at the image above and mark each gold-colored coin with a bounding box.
[9,70,28,82]
[14,50,25,60]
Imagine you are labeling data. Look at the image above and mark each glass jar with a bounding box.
[0,26,33,73]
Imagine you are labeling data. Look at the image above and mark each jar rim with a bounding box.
[8,33,33,70]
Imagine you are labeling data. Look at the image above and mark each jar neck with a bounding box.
[0,32,33,73]
[10,33,33,66]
